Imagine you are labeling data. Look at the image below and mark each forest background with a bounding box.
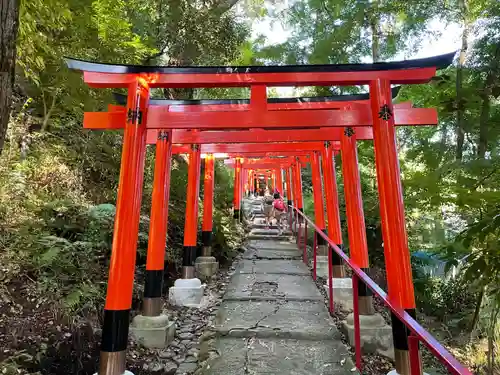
[0,0,499,374]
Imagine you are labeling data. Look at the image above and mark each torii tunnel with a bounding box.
[65,52,472,375]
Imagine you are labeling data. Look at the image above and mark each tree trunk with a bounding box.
[487,303,499,375]
[477,45,499,158]
[369,1,380,62]
[0,0,20,155]
[455,0,469,161]
[478,91,490,158]
[468,285,484,333]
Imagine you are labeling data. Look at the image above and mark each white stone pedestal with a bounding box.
[342,313,394,359]
[315,256,329,278]
[324,278,354,309]
[195,256,219,280]
[130,314,175,348]
[169,278,205,307]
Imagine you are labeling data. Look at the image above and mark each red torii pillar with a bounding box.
[292,160,305,248]
[322,141,346,313]
[341,130,374,314]
[182,144,202,279]
[140,131,173,317]
[233,158,242,219]
[311,151,328,279]
[202,154,215,256]
[131,130,175,349]
[247,169,253,196]
[275,168,284,195]
[371,79,417,374]
[169,144,204,307]
[196,153,219,280]
[339,128,394,358]
[285,167,293,207]
[293,160,304,212]
[99,79,149,374]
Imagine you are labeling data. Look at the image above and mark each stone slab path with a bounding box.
[198,198,356,375]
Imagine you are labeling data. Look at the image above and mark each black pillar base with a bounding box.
[183,245,197,267]
[144,270,163,299]
[202,231,212,248]
[101,309,129,352]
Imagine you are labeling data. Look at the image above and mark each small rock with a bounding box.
[159,350,174,359]
[185,356,197,363]
[163,360,178,375]
[176,362,198,374]
[171,339,181,348]
[145,362,165,372]
[179,332,194,340]
[180,326,194,333]
[173,355,186,365]
[181,339,193,348]
[188,348,199,357]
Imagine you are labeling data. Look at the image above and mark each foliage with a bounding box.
[1,0,252,324]
[414,275,477,321]
[245,0,500,370]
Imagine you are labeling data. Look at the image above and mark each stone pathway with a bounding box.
[197,198,356,375]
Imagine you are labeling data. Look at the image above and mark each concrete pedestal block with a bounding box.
[387,371,429,375]
[195,256,219,280]
[130,314,175,348]
[324,278,354,309]
[169,278,205,307]
[342,313,394,359]
[315,256,329,278]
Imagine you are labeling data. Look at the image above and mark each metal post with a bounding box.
[303,219,308,264]
[313,231,317,280]
[352,274,362,371]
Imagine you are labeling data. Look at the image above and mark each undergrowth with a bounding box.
[0,115,242,319]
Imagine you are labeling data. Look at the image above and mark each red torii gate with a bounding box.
[65,53,471,375]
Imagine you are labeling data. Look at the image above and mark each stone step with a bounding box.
[199,337,355,375]
[223,273,322,302]
[243,249,302,260]
[251,223,290,228]
[214,300,340,340]
[247,239,299,251]
[235,259,309,276]
[249,228,281,235]
[247,234,292,241]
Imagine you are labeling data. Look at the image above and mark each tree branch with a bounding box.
[211,0,240,16]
